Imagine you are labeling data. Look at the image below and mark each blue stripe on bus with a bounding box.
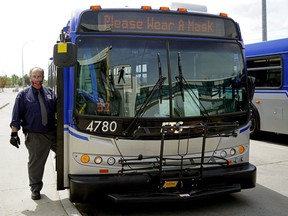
[240,124,250,134]
[254,90,288,97]
[64,127,89,141]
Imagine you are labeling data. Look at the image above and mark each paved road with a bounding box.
[0,88,80,216]
[250,132,288,197]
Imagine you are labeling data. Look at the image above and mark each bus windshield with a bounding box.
[75,37,246,118]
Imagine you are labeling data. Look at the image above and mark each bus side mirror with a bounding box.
[248,76,255,100]
[53,42,77,67]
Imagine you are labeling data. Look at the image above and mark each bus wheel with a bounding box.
[250,108,259,139]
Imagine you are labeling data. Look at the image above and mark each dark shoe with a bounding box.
[31,191,41,200]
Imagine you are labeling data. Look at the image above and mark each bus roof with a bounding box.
[245,38,288,58]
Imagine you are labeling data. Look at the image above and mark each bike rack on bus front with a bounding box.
[118,121,239,191]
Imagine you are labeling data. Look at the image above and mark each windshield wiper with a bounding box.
[158,53,165,103]
[176,52,185,102]
[175,52,212,122]
[123,54,166,136]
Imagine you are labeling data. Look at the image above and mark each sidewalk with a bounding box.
[0,88,81,216]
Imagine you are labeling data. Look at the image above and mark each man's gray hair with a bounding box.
[29,67,44,76]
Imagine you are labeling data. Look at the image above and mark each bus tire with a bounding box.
[250,104,260,139]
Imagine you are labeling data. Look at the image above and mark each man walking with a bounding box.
[9,67,57,200]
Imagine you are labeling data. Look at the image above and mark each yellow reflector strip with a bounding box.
[80,154,90,163]
[57,43,67,53]
[162,181,178,189]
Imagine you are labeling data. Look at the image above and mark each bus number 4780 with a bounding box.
[86,120,117,133]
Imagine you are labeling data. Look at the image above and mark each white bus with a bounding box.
[246,38,288,137]
[50,4,256,203]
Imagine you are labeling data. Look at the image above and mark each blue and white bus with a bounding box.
[51,5,256,203]
[245,38,288,137]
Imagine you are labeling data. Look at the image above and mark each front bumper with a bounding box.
[69,163,256,203]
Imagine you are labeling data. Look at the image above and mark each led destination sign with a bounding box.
[79,11,239,38]
[103,15,214,33]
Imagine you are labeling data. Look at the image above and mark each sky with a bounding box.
[0,0,287,78]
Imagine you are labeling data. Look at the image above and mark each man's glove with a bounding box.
[10,132,20,148]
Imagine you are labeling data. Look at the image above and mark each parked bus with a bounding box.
[245,38,288,137]
[50,5,256,203]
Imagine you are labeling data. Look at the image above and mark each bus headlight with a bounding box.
[220,150,227,158]
[230,148,236,156]
[94,156,103,164]
[107,157,116,165]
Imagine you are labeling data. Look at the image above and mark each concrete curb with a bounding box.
[59,190,82,216]
[50,152,81,216]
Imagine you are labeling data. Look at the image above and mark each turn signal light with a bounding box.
[239,146,245,154]
[80,154,90,163]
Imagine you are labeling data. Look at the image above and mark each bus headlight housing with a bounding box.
[94,156,103,164]
[107,157,116,165]
[230,148,236,156]
[220,150,227,158]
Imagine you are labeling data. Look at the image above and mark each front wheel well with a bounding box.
[249,103,260,139]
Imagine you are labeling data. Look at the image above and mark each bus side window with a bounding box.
[247,57,282,88]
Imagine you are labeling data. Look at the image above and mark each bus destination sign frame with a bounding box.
[78,10,239,39]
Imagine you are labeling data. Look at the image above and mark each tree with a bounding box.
[0,76,7,92]
[11,74,19,86]
[24,74,29,86]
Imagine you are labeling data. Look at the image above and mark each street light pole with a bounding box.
[262,0,267,41]
[21,40,33,87]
